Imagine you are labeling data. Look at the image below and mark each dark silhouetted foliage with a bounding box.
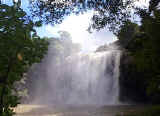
[0,2,48,115]
[29,0,133,33]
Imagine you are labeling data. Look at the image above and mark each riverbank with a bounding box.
[117,105,160,116]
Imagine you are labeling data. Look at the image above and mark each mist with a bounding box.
[26,33,121,107]
[26,12,122,107]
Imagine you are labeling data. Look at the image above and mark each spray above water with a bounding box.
[59,51,121,105]
[27,11,121,106]
[29,39,121,106]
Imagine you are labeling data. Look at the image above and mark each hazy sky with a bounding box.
[36,11,117,52]
[2,0,150,52]
[35,0,150,52]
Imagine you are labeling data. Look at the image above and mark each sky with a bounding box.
[36,11,117,52]
[134,0,150,7]
[35,0,150,52]
[2,0,150,52]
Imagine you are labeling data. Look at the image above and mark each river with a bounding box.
[15,104,145,116]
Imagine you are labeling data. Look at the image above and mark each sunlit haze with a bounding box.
[36,1,150,52]
[41,11,117,52]
[134,0,150,8]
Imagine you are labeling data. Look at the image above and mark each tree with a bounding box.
[117,20,139,48]
[0,3,48,115]
[29,0,133,33]
[118,0,160,103]
[57,31,81,56]
[136,7,160,102]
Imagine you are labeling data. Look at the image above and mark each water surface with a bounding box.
[15,105,145,116]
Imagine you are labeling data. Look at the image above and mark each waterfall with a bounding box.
[29,43,121,106]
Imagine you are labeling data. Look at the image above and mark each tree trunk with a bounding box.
[12,0,21,8]
[0,85,5,115]
[0,59,13,115]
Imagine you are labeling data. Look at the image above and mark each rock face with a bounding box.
[119,51,148,103]
[96,41,149,103]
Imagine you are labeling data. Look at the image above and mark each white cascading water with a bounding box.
[31,42,121,106]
